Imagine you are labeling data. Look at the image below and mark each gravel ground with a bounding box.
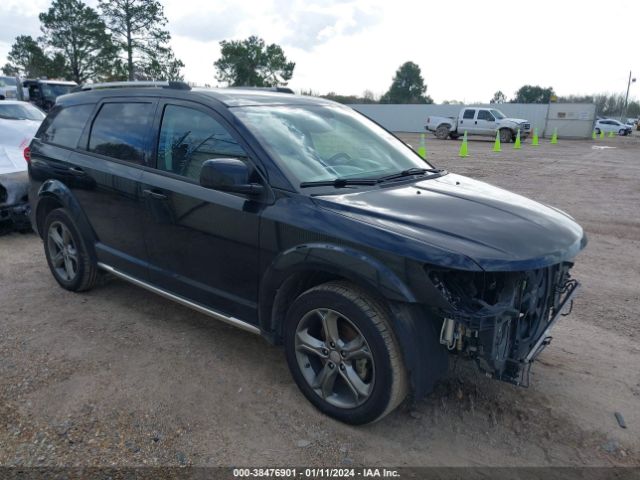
[0,132,639,468]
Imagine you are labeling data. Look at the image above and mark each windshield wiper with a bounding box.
[376,167,446,183]
[300,178,378,188]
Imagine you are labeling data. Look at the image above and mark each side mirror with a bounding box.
[199,158,264,196]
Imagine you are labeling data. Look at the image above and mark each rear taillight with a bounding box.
[23,146,31,164]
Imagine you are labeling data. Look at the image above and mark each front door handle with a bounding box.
[143,189,168,200]
[68,166,86,176]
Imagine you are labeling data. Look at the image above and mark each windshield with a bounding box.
[490,109,506,120]
[0,77,17,87]
[234,105,433,185]
[0,103,46,121]
[40,83,75,99]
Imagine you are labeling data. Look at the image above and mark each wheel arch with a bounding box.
[259,243,449,400]
[35,180,98,262]
[259,243,417,343]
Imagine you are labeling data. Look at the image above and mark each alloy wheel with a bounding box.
[47,221,78,282]
[294,308,375,409]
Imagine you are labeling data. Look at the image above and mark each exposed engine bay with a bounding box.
[428,262,579,386]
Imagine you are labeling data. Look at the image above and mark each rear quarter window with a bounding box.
[39,104,94,148]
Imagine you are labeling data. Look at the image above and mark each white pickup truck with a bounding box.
[425,107,531,143]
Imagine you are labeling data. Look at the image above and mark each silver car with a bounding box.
[0,101,44,231]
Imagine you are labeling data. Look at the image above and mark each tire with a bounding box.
[449,133,460,140]
[619,129,626,136]
[595,128,601,135]
[43,208,99,292]
[284,281,408,425]
[435,125,450,140]
[499,128,512,143]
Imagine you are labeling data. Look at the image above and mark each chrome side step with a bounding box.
[97,262,261,335]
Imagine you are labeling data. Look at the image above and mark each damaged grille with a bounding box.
[427,263,576,386]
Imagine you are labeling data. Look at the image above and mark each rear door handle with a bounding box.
[143,189,168,200]
[68,166,86,176]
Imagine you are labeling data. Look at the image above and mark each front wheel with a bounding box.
[619,129,626,136]
[43,208,99,292]
[284,281,407,425]
[499,128,513,143]
[435,125,450,140]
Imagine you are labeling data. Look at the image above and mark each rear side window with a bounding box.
[463,109,475,119]
[88,102,153,164]
[40,104,94,148]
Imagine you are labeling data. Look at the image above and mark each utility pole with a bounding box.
[621,70,636,121]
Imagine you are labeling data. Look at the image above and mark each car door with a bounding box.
[72,98,157,279]
[476,109,496,135]
[459,108,478,134]
[140,100,263,323]
[31,99,155,280]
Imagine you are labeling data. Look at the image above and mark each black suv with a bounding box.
[27,82,586,424]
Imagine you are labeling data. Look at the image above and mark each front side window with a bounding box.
[157,104,247,180]
[40,104,94,148]
[233,105,432,185]
[88,102,153,163]
[477,110,494,121]
[463,109,476,119]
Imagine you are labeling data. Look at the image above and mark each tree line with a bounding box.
[3,6,637,119]
[2,0,184,83]
[491,86,640,118]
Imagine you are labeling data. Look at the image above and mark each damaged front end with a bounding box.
[427,263,579,386]
[0,171,31,232]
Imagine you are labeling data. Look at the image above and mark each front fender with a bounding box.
[259,243,449,399]
[259,243,418,337]
[262,242,416,304]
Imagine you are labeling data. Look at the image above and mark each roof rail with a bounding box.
[230,86,294,94]
[79,80,191,91]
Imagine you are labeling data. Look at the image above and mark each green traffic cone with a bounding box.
[493,130,501,152]
[513,129,521,149]
[550,128,558,144]
[592,130,597,140]
[418,133,427,159]
[531,127,539,146]
[459,131,469,158]
[608,130,615,138]
[599,129,604,139]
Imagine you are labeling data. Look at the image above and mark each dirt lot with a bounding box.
[1,133,639,468]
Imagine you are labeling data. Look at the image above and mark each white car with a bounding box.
[0,101,45,231]
[594,118,632,136]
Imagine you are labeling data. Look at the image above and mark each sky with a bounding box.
[1,0,639,103]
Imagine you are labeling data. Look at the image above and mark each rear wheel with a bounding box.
[499,128,512,143]
[284,281,407,425]
[43,208,98,292]
[595,128,601,134]
[435,125,450,140]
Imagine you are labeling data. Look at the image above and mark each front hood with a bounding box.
[314,174,586,271]
[500,118,528,125]
[0,118,39,175]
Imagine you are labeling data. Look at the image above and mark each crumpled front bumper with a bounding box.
[0,171,31,229]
